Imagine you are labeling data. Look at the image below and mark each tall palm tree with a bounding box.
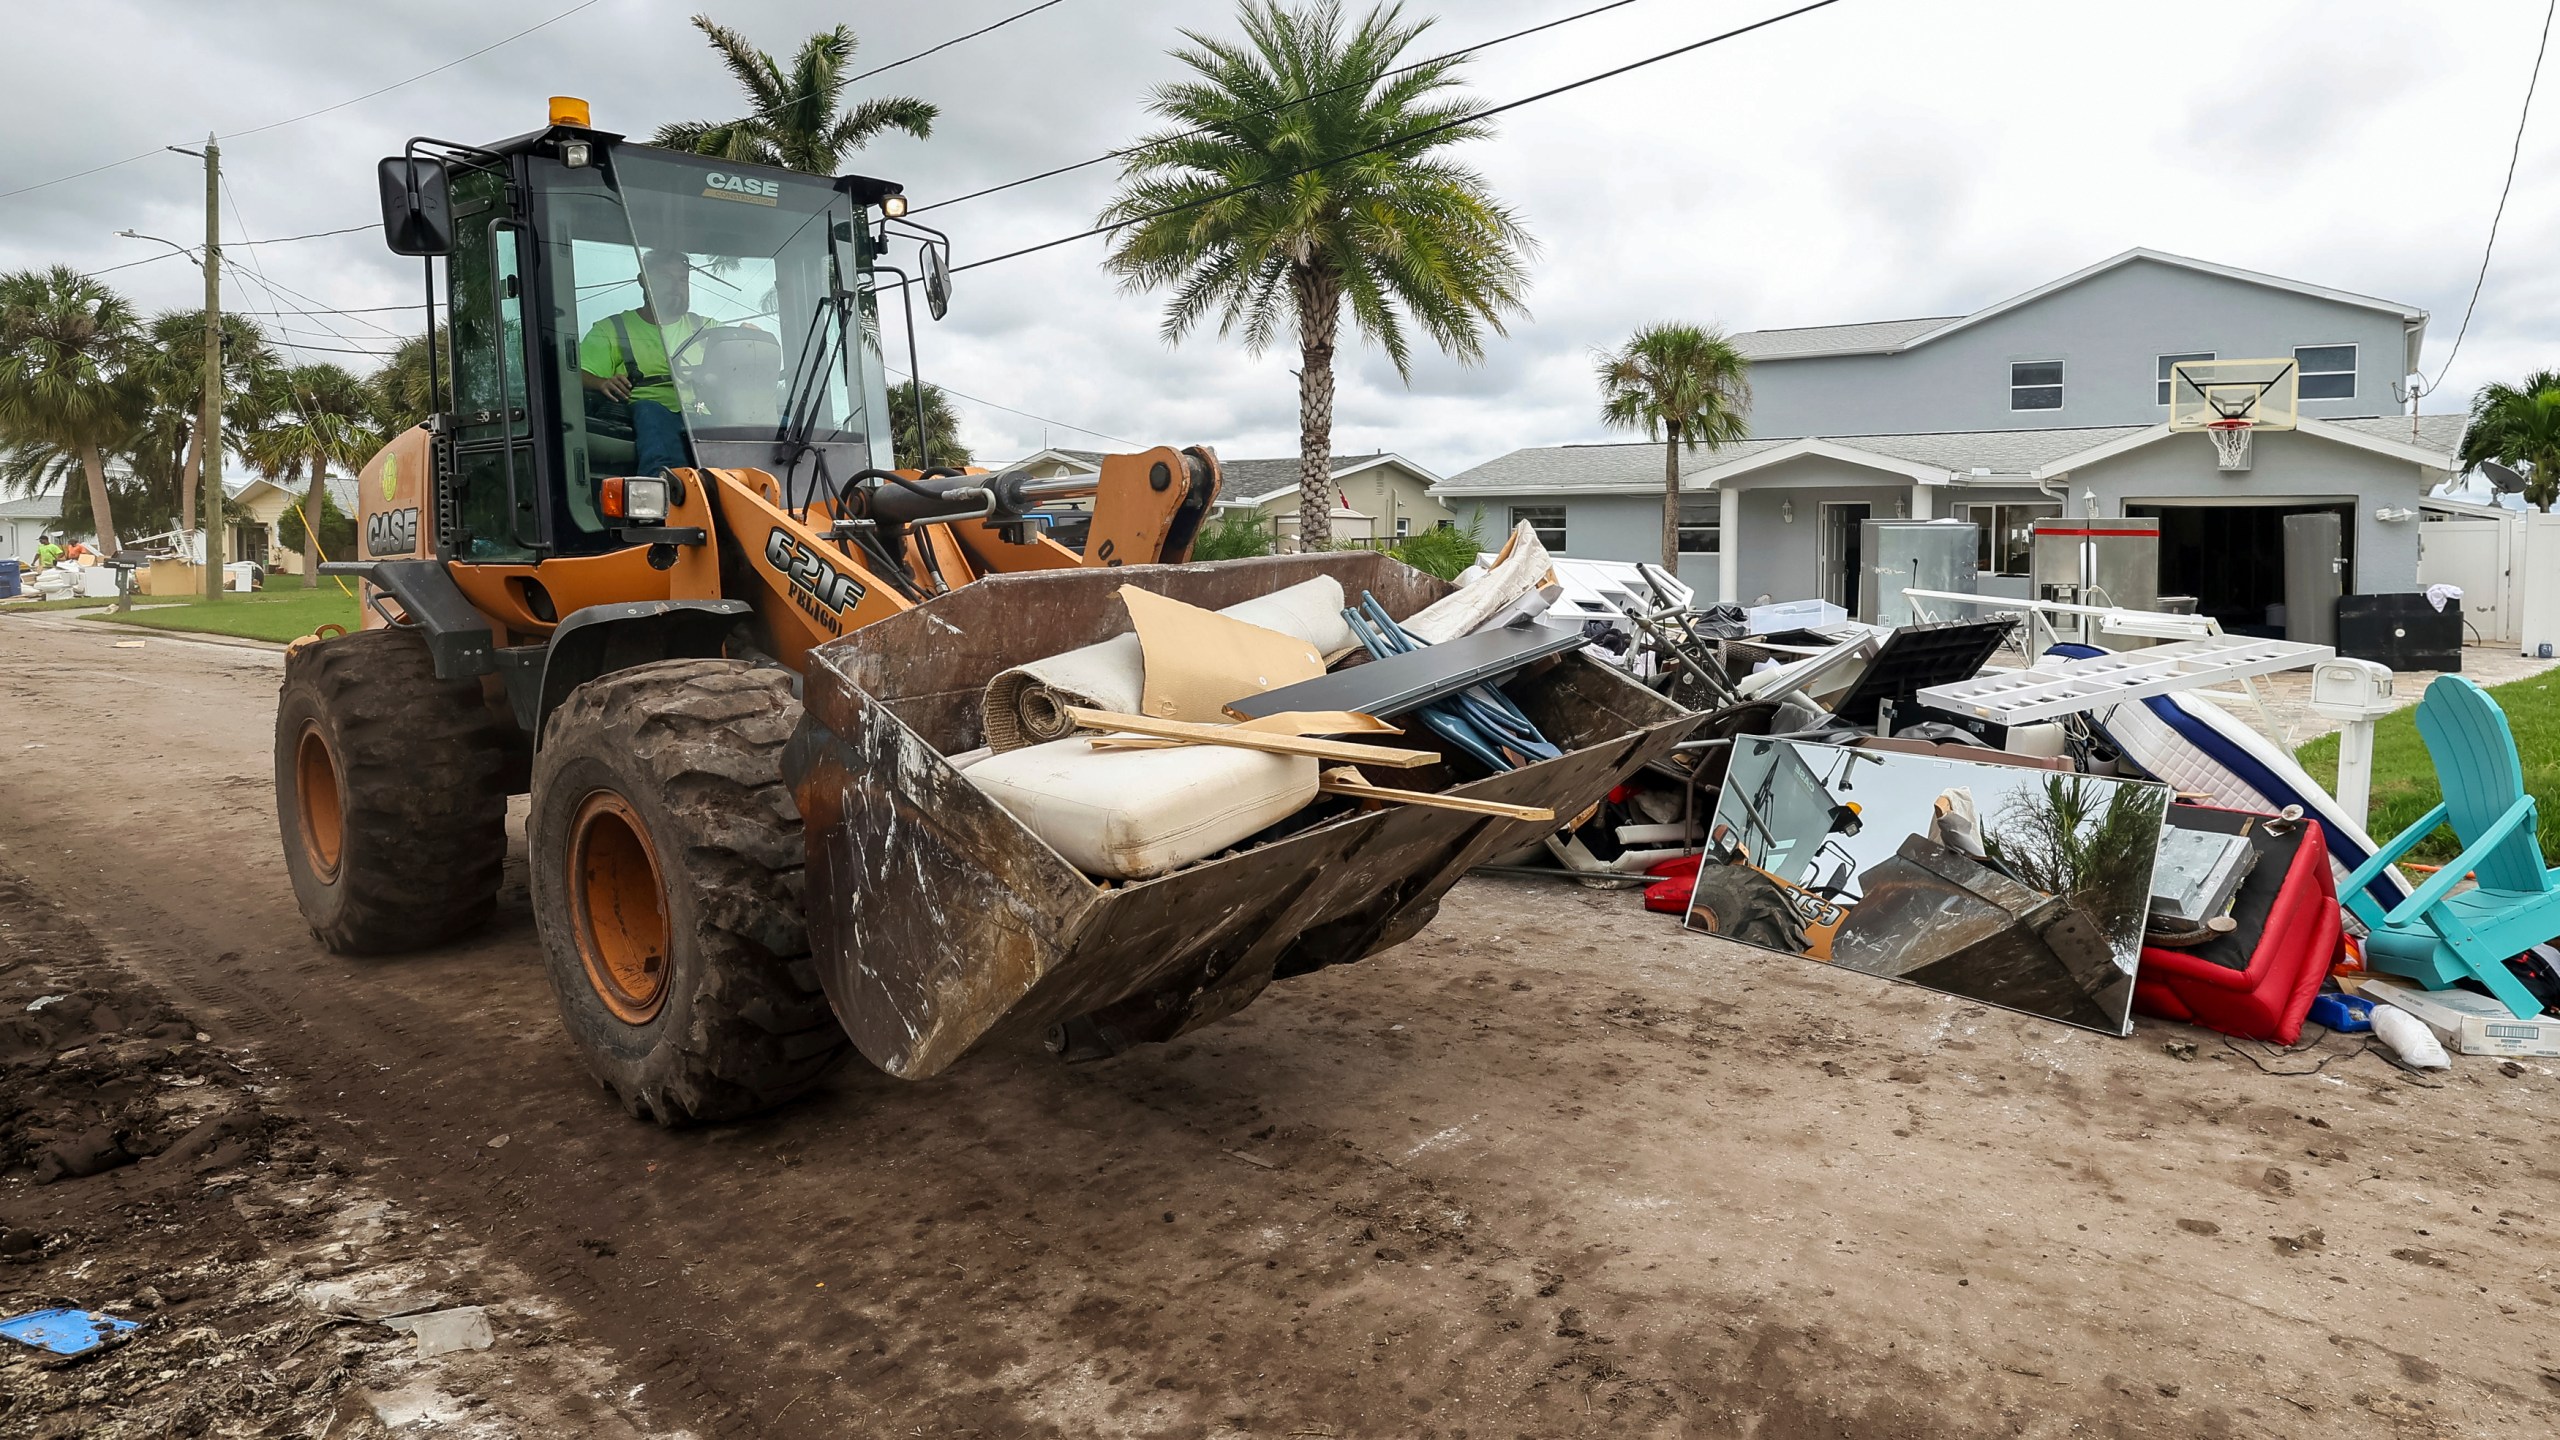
[654,15,936,175]
[2459,368,2560,509]
[1596,323,1753,571]
[130,308,271,529]
[245,362,383,577]
[1100,1,1533,547]
[0,266,146,551]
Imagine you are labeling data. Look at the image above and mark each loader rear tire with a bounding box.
[529,659,849,1125]
[274,626,511,954]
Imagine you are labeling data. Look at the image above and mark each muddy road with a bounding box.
[4,613,2557,1438]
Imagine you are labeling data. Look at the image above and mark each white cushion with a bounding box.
[964,737,1318,880]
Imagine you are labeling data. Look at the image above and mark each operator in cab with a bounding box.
[578,249,708,477]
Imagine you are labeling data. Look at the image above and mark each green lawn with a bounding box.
[2297,670,2560,864]
[31,573,364,645]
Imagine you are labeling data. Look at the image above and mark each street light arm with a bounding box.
[116,229,202,266]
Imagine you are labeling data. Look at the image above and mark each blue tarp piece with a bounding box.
[1,1308,140,1355]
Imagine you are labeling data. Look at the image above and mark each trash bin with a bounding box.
[0,560,19,600]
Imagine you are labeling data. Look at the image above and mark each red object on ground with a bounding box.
[2134,814,2339,1045]
[1643,877,1693,914]
[1641,852,1702,913]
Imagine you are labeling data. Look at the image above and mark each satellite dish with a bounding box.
[2484,459,2528,494]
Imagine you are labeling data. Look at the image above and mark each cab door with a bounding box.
[443,164,542,560]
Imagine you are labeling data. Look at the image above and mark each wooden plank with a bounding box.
[1318,770,1555,822]
[1062,707,1438,768]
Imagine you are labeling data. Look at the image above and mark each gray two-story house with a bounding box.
[1436,249,2468,632]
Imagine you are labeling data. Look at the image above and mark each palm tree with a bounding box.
[245,362,383,577]
[2459,368,2560,509]
[654,15,936,175]
[369,326,444,435]
[130,308,271,530]
[0,265,145,552]
[1099,1,1533,547]
[1596,323,1753,571]
[891,380,971,469]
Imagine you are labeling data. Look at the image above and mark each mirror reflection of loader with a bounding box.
[274,101,1701,1126]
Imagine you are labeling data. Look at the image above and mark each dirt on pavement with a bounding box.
[3,611,2558,1439]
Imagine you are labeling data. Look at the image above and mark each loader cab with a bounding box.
[381,116,905,564]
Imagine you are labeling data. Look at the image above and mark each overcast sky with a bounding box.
[3,0,2553,477]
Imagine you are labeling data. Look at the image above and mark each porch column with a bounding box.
[1909,483,1933,520]
[1716,483,1740,604]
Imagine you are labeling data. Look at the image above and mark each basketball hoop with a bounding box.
[2205,417,2254,472]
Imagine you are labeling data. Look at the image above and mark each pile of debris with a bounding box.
[785,538,1697,1075]
[1480,572,2560,1075]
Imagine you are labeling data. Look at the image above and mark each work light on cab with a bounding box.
[599,477,669,523]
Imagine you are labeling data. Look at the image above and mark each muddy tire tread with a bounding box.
[532,660,845,1125]
[275,627,510,954]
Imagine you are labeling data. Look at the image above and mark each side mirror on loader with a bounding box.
[921,240,952,322]
[377,157,455,257]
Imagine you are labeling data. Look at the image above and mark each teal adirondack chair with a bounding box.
[2342,676,2558,1020]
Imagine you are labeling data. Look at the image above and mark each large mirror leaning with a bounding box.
[1690,738,2171,1036]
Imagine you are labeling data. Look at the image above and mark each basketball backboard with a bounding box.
[2167,358,2298,431]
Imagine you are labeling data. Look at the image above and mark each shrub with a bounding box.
[1191,510,1276,561]
[1389,516,1483,581]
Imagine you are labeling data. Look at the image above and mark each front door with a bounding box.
[1820,502,1870,613]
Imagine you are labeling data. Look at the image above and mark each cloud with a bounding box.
[4,0,2552,472]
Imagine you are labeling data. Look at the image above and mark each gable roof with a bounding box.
[1729,248,2430,362]
[1731,316,1958,361]
[0,493,63,519]
[1216,453,1386,503]
[1435,414,2466,498]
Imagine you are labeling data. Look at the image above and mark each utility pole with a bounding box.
[199,134,224,603]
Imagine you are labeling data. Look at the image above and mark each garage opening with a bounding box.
[2123,501,2356,638]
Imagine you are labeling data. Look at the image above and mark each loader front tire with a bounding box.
[1686,864,1810,953]
[275,626,511,954]
[529,660,848,1125]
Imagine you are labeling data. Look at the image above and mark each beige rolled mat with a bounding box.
[981,576,1356,752]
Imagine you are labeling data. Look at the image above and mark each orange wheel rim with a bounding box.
[295,722,345,881]
[567,791,672,1025]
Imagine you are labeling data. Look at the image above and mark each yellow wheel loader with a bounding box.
[276,102,1700,1125]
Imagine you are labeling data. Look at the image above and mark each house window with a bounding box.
[2157,351,2214,406]
[1963,502,2060,577]
[1510,505,1565,552]
[2296,344,2356,400]
[1394,516,1411,537]
[1676,500,1719,553]
[2010,361,2064,411]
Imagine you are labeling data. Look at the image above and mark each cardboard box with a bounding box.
[2355,977,2560,1058]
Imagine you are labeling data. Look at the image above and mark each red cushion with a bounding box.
[1643,875,1694,914]
[2134,817,2339,1045]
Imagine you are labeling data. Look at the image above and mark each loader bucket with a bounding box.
[786,552,1704,1080]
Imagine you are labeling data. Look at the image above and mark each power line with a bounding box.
[83,251,190,279]
[0,0,599,201]
[658,0,1078,146]
[2417,0,2555,397]
[849,0,1072,84]
[952,0,1849,276]
[912,0,1653,217]
[221,302,425,317]
[236,224,374,247]
[887,366,1138,447]
[220,1,603,141]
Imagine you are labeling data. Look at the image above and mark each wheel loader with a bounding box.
[277,100,1700,1125]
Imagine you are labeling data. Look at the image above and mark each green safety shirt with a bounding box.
[577,310,707,411]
